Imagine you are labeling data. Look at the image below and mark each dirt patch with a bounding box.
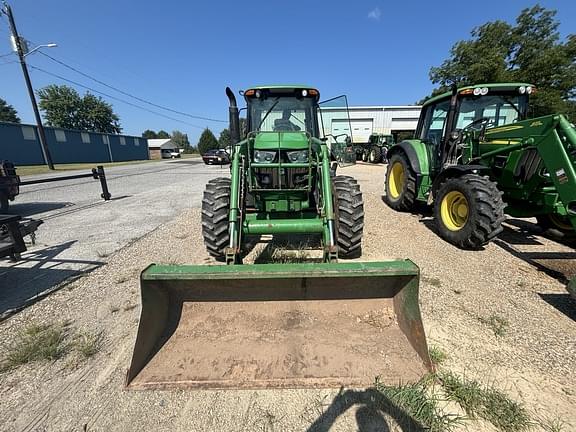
[0,163,574,431]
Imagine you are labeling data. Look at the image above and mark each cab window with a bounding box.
[419,100,450,147]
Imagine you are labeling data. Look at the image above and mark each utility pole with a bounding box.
[2,2,54,170]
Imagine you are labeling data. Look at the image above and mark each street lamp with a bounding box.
[23,43,58,57]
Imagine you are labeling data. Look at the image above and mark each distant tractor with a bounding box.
[359,133,395,164]
[384,83,576,249]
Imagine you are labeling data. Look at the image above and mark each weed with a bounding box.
[439,371,531,432]
[73,330,103,359]
[536,414,566,432]
[375,376,463,432]
[0,323,69,371]
[478,314,509,337]
[429,345,448,367]
[424,276,442,288]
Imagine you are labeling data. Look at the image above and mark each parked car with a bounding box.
[202,149,230,165]
[161,149,181,159]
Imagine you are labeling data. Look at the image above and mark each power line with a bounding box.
[38,51,227,123]
[28,64,207,129]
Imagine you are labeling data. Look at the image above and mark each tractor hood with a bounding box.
[253,131,309,150]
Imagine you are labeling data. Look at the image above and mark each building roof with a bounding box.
[147,138,176,149]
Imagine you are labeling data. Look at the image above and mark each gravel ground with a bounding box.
[0,163,574,431]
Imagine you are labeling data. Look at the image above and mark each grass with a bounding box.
[537,415,566,432]
[1,323,105,372]
[478,314,510,337]
[15,159,162,177]
[429,345,448,366]
[375,376,463,432]
[0,323,69,371]
[439,371,531,432]
[72,330,103,359]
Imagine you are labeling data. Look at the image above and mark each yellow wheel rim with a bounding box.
[388,161,405,199]
[440,191,469,231]
[548,214,575,231]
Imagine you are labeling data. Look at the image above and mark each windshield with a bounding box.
[455,94,526,129]
[248,97,317,135]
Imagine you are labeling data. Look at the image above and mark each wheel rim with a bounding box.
[440,191,469,231]
[388,161,405,199]
[548,214,575,232]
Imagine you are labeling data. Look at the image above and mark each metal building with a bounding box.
[0,122,149,165]
[319,105,422,143]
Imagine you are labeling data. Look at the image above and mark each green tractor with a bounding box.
[384,83,576,249]
[360,133,395,164]
[125,85,432,390]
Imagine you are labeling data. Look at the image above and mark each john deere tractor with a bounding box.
[384,83,576,249]
[125,85,432,391]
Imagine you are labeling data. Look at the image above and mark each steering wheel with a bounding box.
[463,117,491,132]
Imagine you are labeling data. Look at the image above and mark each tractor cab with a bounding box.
[416,83,533,167]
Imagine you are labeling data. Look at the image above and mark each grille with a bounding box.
[253,167,309,189]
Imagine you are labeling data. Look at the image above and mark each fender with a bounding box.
[387,140,431,201]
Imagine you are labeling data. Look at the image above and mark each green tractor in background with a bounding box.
[125,85,432,391]
[384,83,576,249]
[359,133,395,164]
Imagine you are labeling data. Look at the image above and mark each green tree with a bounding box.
[171,130,194,153]
[156,130,170,139]
[0,98,20,123]
[78,93,121,134]
[37,84,122,133]
[428,5,576,121]
[218,128,231,148]
[197,128,219,155]
[142,129,157,139]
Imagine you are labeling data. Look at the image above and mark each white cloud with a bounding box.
[367,7,381,21]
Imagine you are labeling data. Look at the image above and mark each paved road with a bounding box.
[0,159,228,318]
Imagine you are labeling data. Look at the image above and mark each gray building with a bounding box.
[319,105,422,143]
[0,122,149,165]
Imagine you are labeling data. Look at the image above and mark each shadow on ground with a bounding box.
[306,388,425,432]
[5,201,73,217]
[538,293,576,321]
[0,240,104,320]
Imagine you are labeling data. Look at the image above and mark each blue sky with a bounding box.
[1,1,574,142]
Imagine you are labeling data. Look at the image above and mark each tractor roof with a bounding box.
[423,83,535,106]
[248,84,317,91]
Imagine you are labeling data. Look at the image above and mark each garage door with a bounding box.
[331,119,373,143]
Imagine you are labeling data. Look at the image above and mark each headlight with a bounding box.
[287,150,308,163]
[254,150,276,163]
[473,87,481,96]
[519,86,526,94]
[526,86,533,94]
[480,87,489,95]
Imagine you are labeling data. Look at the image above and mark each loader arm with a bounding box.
[477,114,576,230]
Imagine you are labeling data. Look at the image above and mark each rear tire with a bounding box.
[384,152,417,211]
[333,175,364,258]
[368,147,382,164]
[201,177,231,261]
[434,174,505,249]
[536,214,575,238]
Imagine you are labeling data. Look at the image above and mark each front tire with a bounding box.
[201,178,231,260]
[434,174,505,249]
[333,175,364,258]
[368,147,382,164]
[384,152,417,211]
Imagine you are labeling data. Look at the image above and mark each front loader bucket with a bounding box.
[126,261,431,390]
